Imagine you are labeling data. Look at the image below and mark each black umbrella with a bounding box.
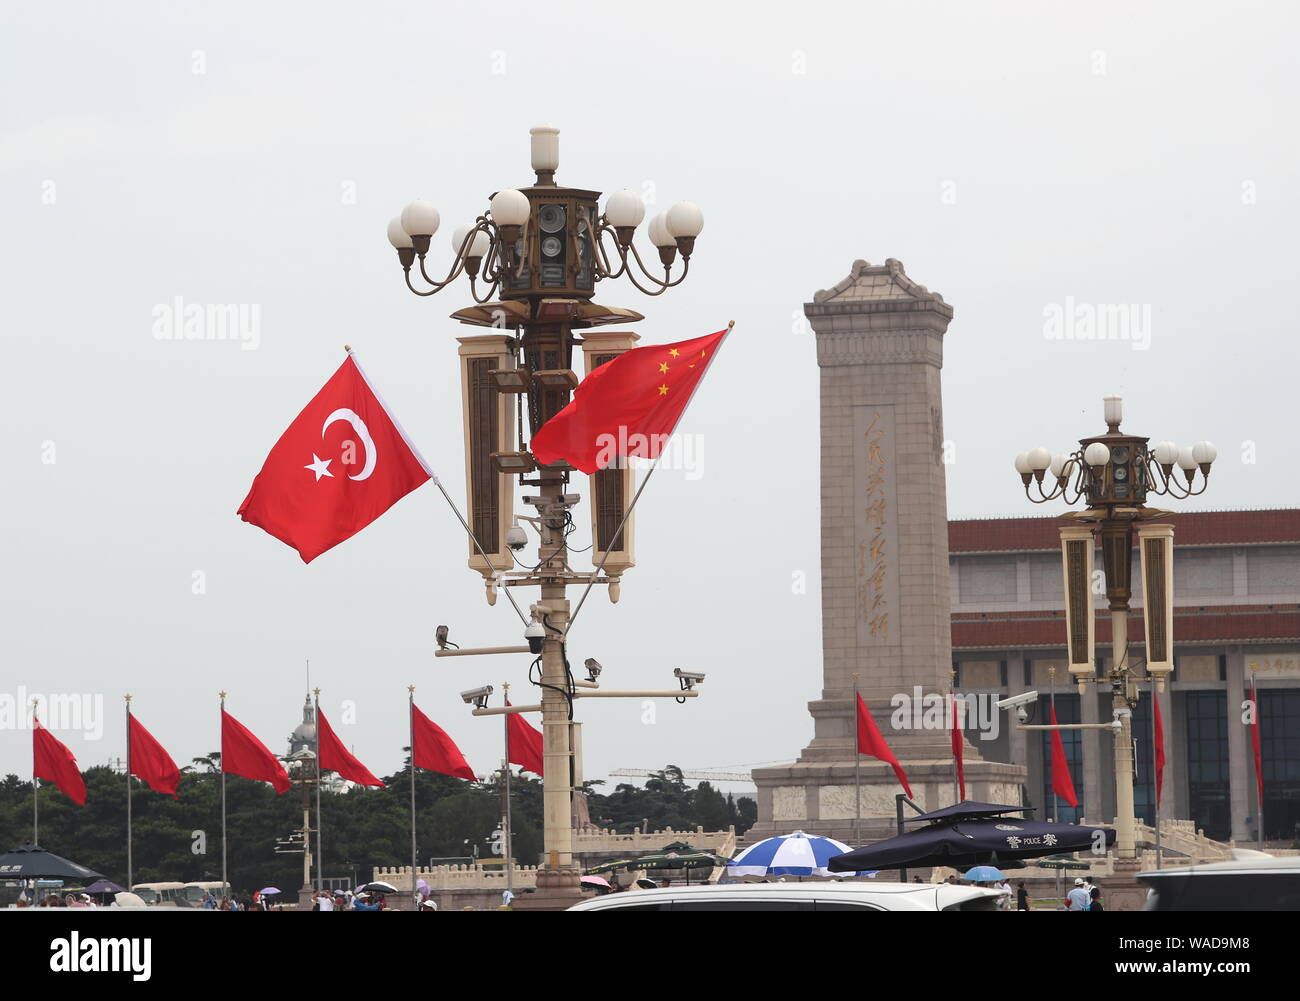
[827,818,1114,872]
[902,801,1033,824]
[0,844,103,882]
[86,879,126,895]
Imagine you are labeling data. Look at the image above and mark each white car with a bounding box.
[1139,853,1300,911]
[567,881,1005,912]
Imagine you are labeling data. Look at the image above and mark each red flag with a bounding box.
[1049,699,1079,808]
[1153,693,1165,808]
[128,714,181,797]
[950,693,966,801]
[855,694,912,798]
[1252,681,1263,808]
[506,702,544,776]
[529,328,729,474]
[33,719,86,805]
[238,353,432,563]
[221,709,291,794]
[317,708,385,788]
[411,705,475,782]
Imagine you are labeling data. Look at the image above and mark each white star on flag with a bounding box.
[304,454,333,481]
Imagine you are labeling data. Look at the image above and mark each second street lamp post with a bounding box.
[389,125,706,907]
[1015,395,1217,865]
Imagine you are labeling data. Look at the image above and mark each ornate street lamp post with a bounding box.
[386,126,704,907]
[1016,396,1216,861]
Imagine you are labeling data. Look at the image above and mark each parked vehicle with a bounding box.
[567,881,1005,911]
[131,882,189,906]
[1139,853,1300,910]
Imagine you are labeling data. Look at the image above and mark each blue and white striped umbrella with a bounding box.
[727,831,859,877]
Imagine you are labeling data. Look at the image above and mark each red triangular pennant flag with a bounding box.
[238,354,432,563]
[950,693,966,802]
[1153,693,1166,809]
[529,328,729,474]
[855,694,912,798]
[411,705,476,782]
[317,708,385,787]
[506,701,544,776]
[128,713,181,797]
[34,719,86,805]
[221,709,291,794]
[1049,699,1079,808]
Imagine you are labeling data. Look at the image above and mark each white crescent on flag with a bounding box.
[321,408,376,481]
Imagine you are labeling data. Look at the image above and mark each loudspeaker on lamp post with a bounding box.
[579,331,640,601]
[457,335,516,600]
[1138,524,1176,691]
[1059,525,1097,693]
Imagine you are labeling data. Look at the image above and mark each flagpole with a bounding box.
[126,694,133,890]
[852,673,861,846]
[220,691,227,896]
[1050,669,1061,903]
[503,682,515,900]
[1252,665,1263,851]
[409,686,418,909]
[430,477,529,626]
[949,670,959,805]
[1154,676,1164,863]
[313,688,323,894]
[31,698,38,845]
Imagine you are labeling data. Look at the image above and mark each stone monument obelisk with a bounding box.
[750,260,1025,843]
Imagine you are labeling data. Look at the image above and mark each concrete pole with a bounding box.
[1112,606,1136,858]
[539,471,574,874]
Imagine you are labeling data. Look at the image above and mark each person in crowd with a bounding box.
[1066,877,1090,911]
[352,893,380,911]
[1089,886,1104,911]
[1016,880,1030,911]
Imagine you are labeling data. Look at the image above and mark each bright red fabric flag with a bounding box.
[1049,699,1079,808]
[506,702,544,777]
[128,713,181,797]
[1153,693,1166,808]
[1252,682,1263,807]
[33,719,86,805]
[317,708,385,787]
[529,328,729,474]
[855,694,912,798]
[950,693,966,801]
[221,709,291,794]
[411,705,476,782]
[238,353,432,563]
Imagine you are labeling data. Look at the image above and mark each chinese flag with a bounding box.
[1153,693,1165,808]
[33,720,86,805]
[128,714,181,797]
[529,328,729,474]
[238,353,432,563]
[951,694,966,802]
[506,702,544,777]
[411,706,475,782]
[317,709,385,787]
[855,694,912,798]
[221,710,291,794]
[1049,699,1079,809]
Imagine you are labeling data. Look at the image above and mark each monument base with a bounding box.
[749,758,1028,846]
[509,866,584,912]
[1099,858,1149,912]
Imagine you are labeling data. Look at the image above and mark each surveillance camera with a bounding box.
[674,668,705,690]
[1015,704,1029,723]
[436,625,452,650]
[996,690,1039,712]
[460,685,494,709]
[506,522,528,551]
[584,658,602,682]
[525,620,545,655]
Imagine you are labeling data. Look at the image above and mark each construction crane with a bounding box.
[608,768,754,783]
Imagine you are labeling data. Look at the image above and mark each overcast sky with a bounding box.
[3,2,1297,790]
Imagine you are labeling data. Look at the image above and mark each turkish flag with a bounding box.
[1153,693,1166,808]
[855,694,912,798]
[411,705,475,782]
[529,328,729,474]
[221,710,291,794]
[317,708,385,787]
[950,693,966,802]
[33,720,86,805]
[128,714,181,797]
[506,702,544,776]
[1049,699,1079,808]
[238,353,432,562]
